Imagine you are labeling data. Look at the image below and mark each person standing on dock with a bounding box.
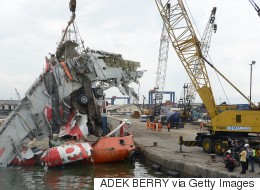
[167,123,170,132]
[255,146,260,175]
[158,122,162,132]
[247,146,255,172]
[154,121,157,131]
[150,122,155,131]
[256,146,260,165]
[239,147,247,174]
[244,144,250,171]
[200,122,204,131]
[146,119,150,129]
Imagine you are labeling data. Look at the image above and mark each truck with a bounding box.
[156,0,260,155]
[165,110,184,129]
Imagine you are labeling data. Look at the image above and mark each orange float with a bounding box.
[91,135,135,164]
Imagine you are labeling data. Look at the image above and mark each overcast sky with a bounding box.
[1,0,260,106]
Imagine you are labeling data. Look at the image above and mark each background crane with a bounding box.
[178,6,217,121]
[249,0,260,17]
[155,0,260,155]
[152,3,171,117]
[15,88,20,101]
[155,0,218,119]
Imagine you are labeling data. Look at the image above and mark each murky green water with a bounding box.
[0,161,168,190]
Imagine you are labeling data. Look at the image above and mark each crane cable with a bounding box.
[179,0,201,103]
[207,55,230,105]
[202,56,257,107]
[183,0,231,105]
[183,0,202,40]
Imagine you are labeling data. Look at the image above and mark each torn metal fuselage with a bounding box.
[0,40,144,167]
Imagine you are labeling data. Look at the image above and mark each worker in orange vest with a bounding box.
[150,121,154,130]
[158,122,162,132]
[146,119,150,129]
[152,122,156,131]
[167,123,170,132]
[154,121,157,131]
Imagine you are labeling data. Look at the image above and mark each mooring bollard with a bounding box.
[179,136,183,152]
[209,154,216,162]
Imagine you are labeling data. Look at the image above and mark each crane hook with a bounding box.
[69,0,76,13]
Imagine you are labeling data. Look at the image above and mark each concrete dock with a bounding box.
[127,117,260,178]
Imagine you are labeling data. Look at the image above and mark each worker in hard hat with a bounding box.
[223,150,236,172]
[150,122,155,131]
[255,146,260,175]
[239,147,247,174]
[247,145,255,172]
[244,144,250,171]
[146,119,150,130]
[153,121,157,131]
[167,123,170,132]
[158,122,162,132]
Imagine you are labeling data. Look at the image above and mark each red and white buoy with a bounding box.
[40,142,92,167]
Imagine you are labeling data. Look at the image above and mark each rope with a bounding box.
[105,122,125,137]
[183,0,202,39]
[207,55,230,104]
[72,21,86,52]
[184,0,230,105]
[57,13,76,51]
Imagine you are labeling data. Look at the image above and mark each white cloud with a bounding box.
[0,0,260,106]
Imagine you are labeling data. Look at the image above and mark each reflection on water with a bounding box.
[0,161,167,190]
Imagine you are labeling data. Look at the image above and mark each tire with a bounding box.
[93,87,103,98]
[202,138,213,153]
[78,94,88,105]
[128,150,140,162]
[167,170,180,177]
[213,139,225,155]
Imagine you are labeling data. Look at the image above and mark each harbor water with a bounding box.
[0,161,168,190]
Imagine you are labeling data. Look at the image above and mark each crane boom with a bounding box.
[155,24,169,92]
[249,0,260,17]
[156,0,260,156]
[179,7,217,117]
[15,88,20,101]
[201,7,217,58]
[155,0,218,118]
[153,5,170,116]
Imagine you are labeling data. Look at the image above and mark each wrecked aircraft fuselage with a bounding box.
[0,42,144,167]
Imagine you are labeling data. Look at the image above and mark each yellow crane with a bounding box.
[155,0,260,155]
[178,7,217,122]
